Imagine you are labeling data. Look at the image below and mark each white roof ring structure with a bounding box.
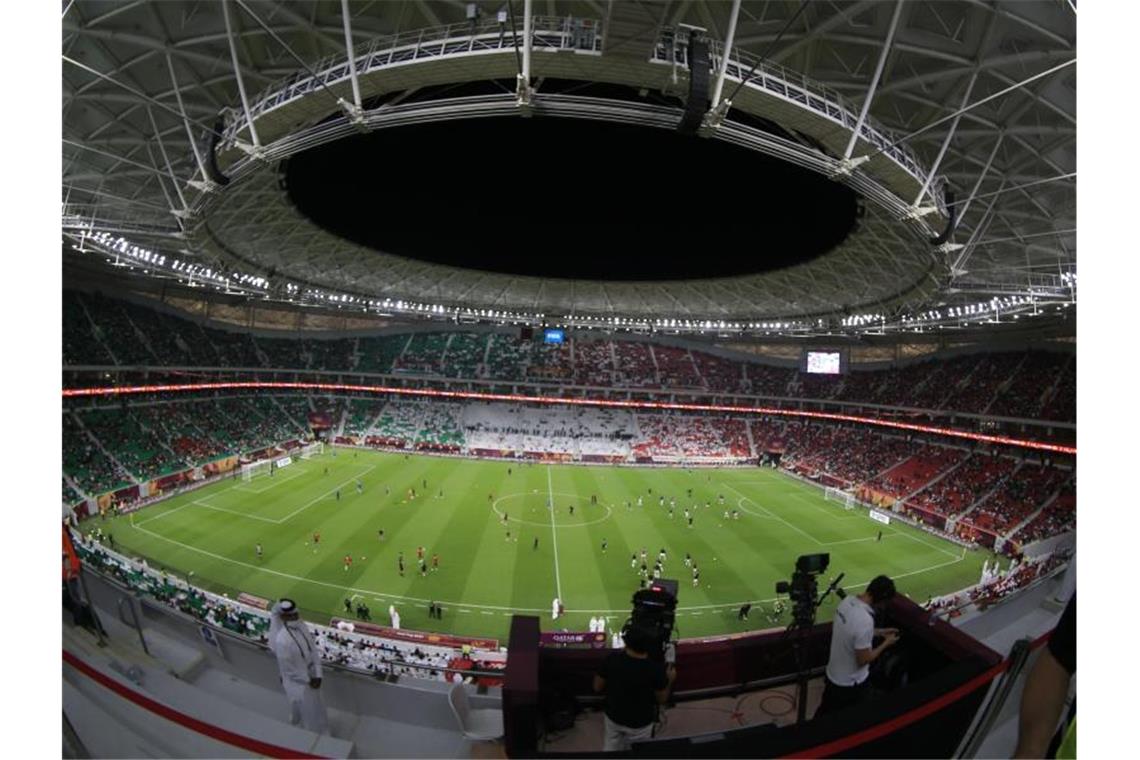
[62,1,1076,337]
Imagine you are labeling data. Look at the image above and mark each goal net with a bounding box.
[824,487,856,510]
[299,442,324,459]
[241,459,272,482]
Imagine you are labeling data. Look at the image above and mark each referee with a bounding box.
[814,575,899,718]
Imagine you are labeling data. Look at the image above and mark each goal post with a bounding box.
[300,441,324,459]
[241,459,272,482]
[824,487,856,510]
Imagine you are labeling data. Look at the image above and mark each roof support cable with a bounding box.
[723,1,810,106]
[946,172,1076,210]
[842,0,905,163]
[231,0,349,124]
[222,0,261,150]
[862,59,1077,161]
[62,56,225,141]
[145,106,189,217]
[956,132,1005,224]
[165,52,212,190]
[912,70,978,208]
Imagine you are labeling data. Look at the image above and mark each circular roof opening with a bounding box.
[284,116,858,281]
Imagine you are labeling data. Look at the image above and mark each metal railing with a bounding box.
[653,31,943,212]
[222,16,603,143]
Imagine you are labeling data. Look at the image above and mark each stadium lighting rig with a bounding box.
[62,380,1076,456]
[65,226,1074,339]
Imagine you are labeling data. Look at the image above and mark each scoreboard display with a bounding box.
[801,350,846,375]
[543,328,565,345]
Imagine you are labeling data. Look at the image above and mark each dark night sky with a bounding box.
[285,115,857,281]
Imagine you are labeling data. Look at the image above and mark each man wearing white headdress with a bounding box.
[269,599,329,734]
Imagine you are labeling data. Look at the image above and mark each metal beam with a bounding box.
[340,0,362,110]
[62,55,223,139]
[867,59,1076,158]
[956,132,1004,223]
[710,0,742,109]
[146,107,188,211]
[844,0,904,160]
[913,70,977,206]
[165,52,210,184]
[523,0,533,83]
[222,0,260,148]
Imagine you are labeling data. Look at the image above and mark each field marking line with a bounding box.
[275,464,378,523]
[133,500,198,528]
[191,500,280,524]
[884,524,961,560]
[723,483,824,546]
[131,520,551,613]
[231,468,308,494]
[734,497,778,520]
[128,516,966,617]
[547,466,563,602]
[790,492,862,521]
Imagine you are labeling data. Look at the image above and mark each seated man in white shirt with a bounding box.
[814,575,899,718]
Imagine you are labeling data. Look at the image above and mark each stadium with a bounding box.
[59,1,1078,757]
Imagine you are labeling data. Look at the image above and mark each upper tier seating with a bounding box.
[62,291,1076,420]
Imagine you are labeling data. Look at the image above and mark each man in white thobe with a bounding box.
[269,599,329,734]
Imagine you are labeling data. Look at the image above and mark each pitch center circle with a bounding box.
[491,491,613,528]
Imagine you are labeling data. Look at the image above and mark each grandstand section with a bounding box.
[62,292,1077,425]
[60,2,1078,754]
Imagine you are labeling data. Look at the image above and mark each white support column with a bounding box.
[222,0,260,149]
[843,0,904,161]
[165,52,211,190]
[710,0,742,109]
[913,70,978,207]
[340,0,362,110]
[517,0,534,106]
[522,0,533,80]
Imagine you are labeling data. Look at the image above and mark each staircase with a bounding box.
[77,295,120,365]
[981,353,1028,416]
[1039,355,1074,417]
[120,308,163,365]
[744,418,757,458]
[1004,476,1071,539]
[648,344,662,386]
[72,411,142,486]
[335,404,349,439]
[955,462,1023,524]
[250,337,272,368]
[269,397,307,435]
[901,451,970,503]
[63,472,89,502]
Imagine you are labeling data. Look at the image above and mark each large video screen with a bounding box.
[804,351,843,375]
[543,328,565,345]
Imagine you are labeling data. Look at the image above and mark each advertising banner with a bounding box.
[539,631,608,649]
[329,619,499,650]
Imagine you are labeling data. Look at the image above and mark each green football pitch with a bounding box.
[88,447,991,641]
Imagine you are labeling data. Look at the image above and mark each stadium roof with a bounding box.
[62,0,1075,338]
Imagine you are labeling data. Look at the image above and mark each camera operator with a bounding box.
[814,575,899,718]
[592,624,677,751]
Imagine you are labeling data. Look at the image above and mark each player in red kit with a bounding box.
[343,554,352,571]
